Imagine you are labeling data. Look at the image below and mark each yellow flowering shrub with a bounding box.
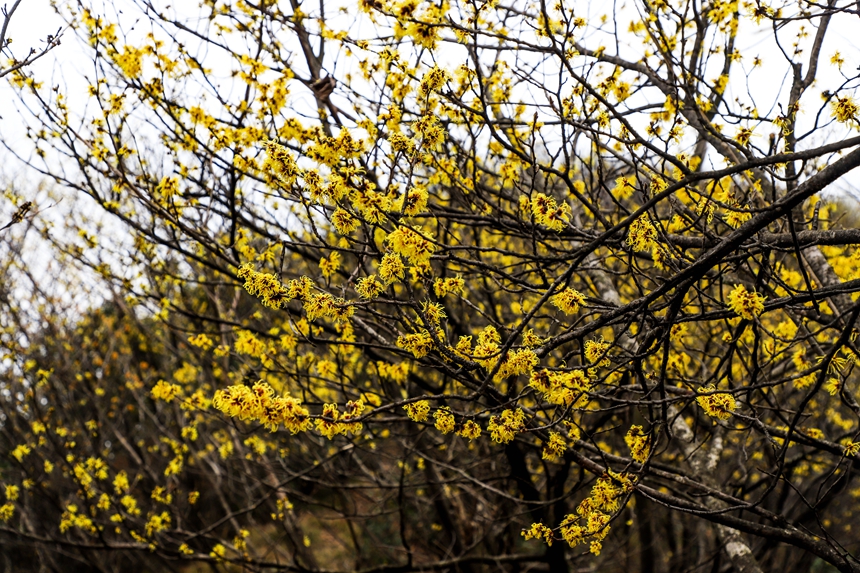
[3,0,860,570]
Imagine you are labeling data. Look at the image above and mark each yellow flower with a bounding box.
[613,176,636,200]
[237,263,292,309]
[210,544,227,560]
[11,445,30,463]
[0,503,14,523]
[213,382,311,433]
[319,252,341,279]
[831,97,859,124]
[379,253,406,284]
[145,511,171,537]
[831,51,845,67]
[551,287,586,314]
[724,207,751,228]
[386,225,436,265]
[457,420,482,441]
[433,407,456,434]
[421,301,447,326]
[487,408,526,443]
[626,215,658,252]
[396,330,435,358]
[263,140,300,186]
[404,400,431,422]
[825,377,842,396]
[419,65,449,97]
[398,185,429,216]
[151,380,182,402]
[530,193,570,231]
[433,276,465,297]
[726,284,766,320]
[542,431,567,461]
[624,426,650,463]
[496,348,538,379]
[696,386,737,420]
[356,275,385,299]
[5,485,19,501]
[522,522,554,545]
[584,337,610,367]
[735,127,753,146]
[331,208,360,235]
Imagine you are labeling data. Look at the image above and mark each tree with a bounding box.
[0,0,64,79]
[3,0,860,571]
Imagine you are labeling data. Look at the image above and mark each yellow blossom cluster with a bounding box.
[495,348,538,380]
[319,252,341,279]
[59,504,98,535]
[419,65,449,98]
[304,292,353,323]
[420,301,446,326]
[521,329,545,348]
[396,330,435,358]
[379,253,406,284]
[542,431,567,461]
[413,114,446,148]
[528,472,634,555]
[529,368,593,408]
[471,325,501,369]
[584,337,611,367]
[696,386,738,419]
[626,214,658,252]
[145,511,171,537]
[487,408,526,443]
[377,361,410,383]
[315,400,364,440]
[263,140,300,187]
[433,406,456,433]
[114,46,143,79]
[624,425,650,463]
[187,333,214,350]
[825,377,842,396]
[356,275,386,299]
[530,193,571,231]
[404,400,431,422]
[151,380,182,402]
[613,176,636,200]
[726,284,766,320]
[388,132,416,155]
[551,287,586,314]
[386,225,436,265]
[213,381,311,433]
[832,97,859,124]
[237,263,292,309]
[233,330,268,358]
[395,185,429,216]
[522,522,554,545]
[433,276,465,297]
[649,175,668,194]
[331,208,360,235]
[724,204,752,228]
[457,420,482,440]
[11,445,30,462]
[307,127,365,167]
